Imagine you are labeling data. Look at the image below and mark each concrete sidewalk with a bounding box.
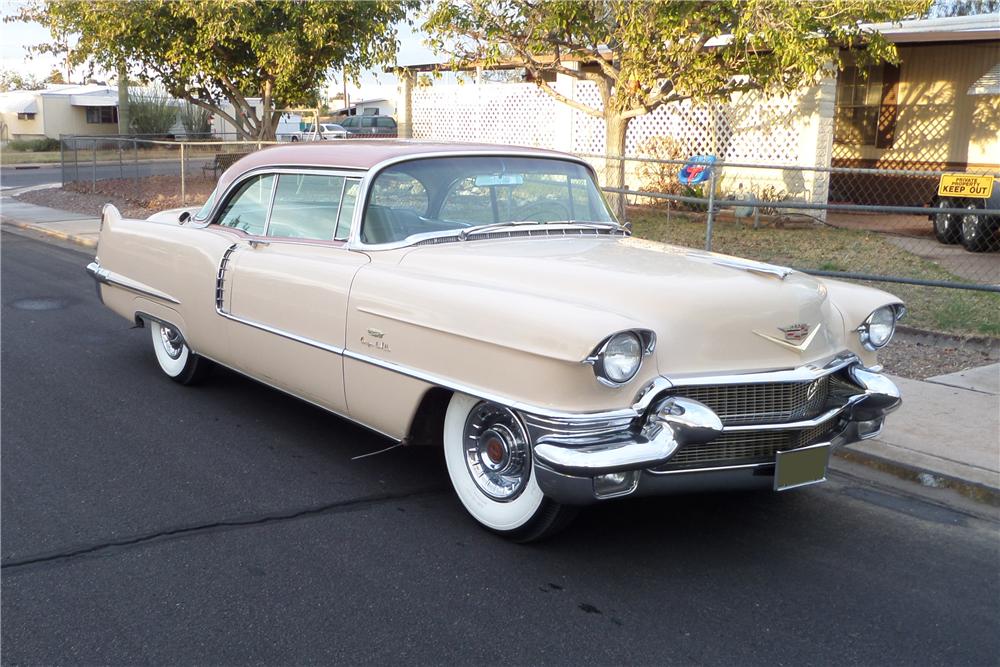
[3,195,999,505]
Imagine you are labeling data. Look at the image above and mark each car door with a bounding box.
[214,170,368,413]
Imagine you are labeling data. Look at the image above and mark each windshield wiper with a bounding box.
[456,219,623,241]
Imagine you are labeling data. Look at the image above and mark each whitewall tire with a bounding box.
[443,393,575,541]
[149,320,211,385]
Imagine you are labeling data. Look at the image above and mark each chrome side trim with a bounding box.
[341,348,639,422]
[86,260,180,305]
[647,460,774,476]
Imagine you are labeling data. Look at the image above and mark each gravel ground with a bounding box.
[16,176,212,219]
[879,328,999,379]
[13,187,998,381]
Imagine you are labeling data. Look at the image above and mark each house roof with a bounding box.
[0,91,39,114]
[868,14,1000,43]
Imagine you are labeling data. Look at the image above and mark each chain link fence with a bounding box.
[585,154,1000,294]
[60,134,278,211]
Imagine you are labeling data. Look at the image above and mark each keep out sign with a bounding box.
[937,174,995,198]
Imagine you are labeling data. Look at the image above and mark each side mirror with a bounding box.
[178,211,191,224]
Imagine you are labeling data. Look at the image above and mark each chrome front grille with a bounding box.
[655,419,839,470]
[663,377,830,427]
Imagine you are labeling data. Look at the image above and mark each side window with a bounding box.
[363,173,429,244]
[335,179,361,240]
[362,117,377,128]
[267,174,345,240]
[376,117,395,129]
[216,174,275,235]
[342,117,357,128]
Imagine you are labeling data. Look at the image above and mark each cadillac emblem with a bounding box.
[778,323,810,342]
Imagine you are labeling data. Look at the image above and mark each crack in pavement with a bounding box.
[2,486,446,572]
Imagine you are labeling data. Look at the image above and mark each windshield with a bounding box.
[193,189,217,221]
[360,156,616,245]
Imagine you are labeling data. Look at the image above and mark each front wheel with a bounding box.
[149,320,212,385]
[442,393,575,542]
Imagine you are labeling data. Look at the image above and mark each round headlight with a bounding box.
[596,332,642,384]
[859,306,899,350]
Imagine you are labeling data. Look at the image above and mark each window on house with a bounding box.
[16,112,36,120]
[834,63,899,148]
[85,106,118,124]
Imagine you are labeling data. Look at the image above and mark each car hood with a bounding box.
[397,235,850,376]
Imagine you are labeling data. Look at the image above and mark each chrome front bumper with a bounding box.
[527,358,900,505]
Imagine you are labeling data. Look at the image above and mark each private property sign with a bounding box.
[937,174,994,198]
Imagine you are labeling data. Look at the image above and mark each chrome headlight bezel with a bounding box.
[858,304,905,351]
[586,330,656,387]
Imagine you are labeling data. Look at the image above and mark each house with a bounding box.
[830,15,1000,204]
[0,84,120,141]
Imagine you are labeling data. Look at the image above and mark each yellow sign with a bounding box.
[937,173,994,198]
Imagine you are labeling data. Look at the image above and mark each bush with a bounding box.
[128,86,177,135]
[179,102,212,137]
[7,137,61,152]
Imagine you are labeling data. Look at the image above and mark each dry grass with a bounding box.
[629,206,1000,337]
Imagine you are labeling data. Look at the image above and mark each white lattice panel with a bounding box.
[413,78,834,205]
[413,83,562,148]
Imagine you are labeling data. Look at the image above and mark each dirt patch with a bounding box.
[16,175,214,219]
[879,328,999,380]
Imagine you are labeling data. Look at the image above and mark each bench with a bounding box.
[202,152,250,179]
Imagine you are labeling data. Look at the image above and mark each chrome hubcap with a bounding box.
[935,202,952,234]
[159,325,184,359]
[962,211,979,240]
[463,403,531,501]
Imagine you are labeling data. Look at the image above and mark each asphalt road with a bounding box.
[2,230,998,665]
[1,158,209,190]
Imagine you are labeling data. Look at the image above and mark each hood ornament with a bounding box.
[754,323,822,352]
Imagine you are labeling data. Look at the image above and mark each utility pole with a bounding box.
[117,62,130,135]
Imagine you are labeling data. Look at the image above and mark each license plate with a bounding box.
[774,442,831,491]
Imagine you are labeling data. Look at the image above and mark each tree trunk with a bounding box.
[604,113,629,220]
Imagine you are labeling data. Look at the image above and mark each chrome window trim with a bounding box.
[198,166,369,227]
[344,150,611,251]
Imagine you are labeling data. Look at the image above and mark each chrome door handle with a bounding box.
[247,239,270,248]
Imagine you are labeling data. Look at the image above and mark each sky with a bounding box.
[0,1,440,97]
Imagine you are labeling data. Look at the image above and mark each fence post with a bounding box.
[704,169,717,252]
[133,138,138,190]
[74,137,79,184]
[91,139,97,193]
[59,134,65,187]
[118,138,123,180]
[180,142,186,206]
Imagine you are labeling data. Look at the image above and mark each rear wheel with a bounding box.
[959,202,992,252]
[149,320,212,385]
[933,197,960,244]
[442,393,575,542]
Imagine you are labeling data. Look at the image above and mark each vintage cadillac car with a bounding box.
[87,142,904,541]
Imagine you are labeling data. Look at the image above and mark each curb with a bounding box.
[833,447,1000,507]
[1,220,97,248]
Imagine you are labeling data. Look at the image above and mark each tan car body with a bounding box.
[89,142,904,508]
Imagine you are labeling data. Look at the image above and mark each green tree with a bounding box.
[0,69,46,91]
[424,0,929,194]
[46,68,65,84]
[15,0,415,140]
